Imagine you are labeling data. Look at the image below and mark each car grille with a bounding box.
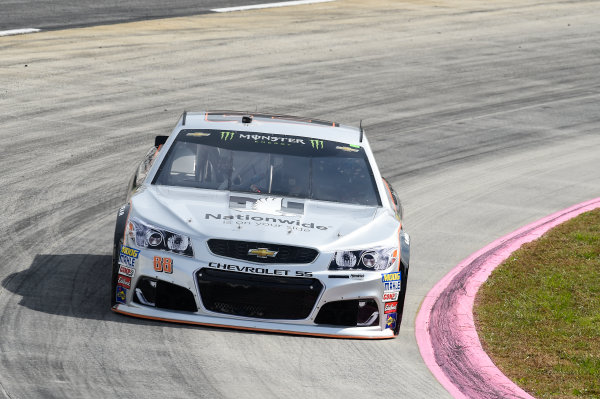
[197,268,323,319]
[207,239,318,264]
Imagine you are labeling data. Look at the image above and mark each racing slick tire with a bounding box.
[111,205,129,307]
[394,261,409,335]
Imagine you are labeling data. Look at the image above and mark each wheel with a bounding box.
[111,205,129,307]
[110,237,123,308]
[393,262,409,335]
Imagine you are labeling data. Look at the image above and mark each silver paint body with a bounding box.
[114,112,409,338]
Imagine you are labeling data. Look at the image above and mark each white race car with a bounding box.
[111,111,410,339]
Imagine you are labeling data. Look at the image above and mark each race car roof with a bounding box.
[176,111,364,145]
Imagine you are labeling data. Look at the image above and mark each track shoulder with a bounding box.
[416,197,600,399]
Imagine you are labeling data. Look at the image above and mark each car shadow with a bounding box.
[0,253,272,336]
[2,254,132,322]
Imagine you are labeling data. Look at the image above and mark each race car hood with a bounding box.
[131,185,399,250]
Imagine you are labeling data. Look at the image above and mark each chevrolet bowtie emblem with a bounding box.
[248,248,278,258]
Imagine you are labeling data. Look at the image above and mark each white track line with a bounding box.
[0,28,41,37]
[212,0,335,13]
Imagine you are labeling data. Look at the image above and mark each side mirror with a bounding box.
[382,177,403,221]
[155,135,168,148]
[127,146,158,201]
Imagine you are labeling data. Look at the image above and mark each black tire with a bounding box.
[110,237,123,308]
[394,262,409,335]
[111,205,129,307]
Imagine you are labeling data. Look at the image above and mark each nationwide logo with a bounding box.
[221,131,235,140]
[205,213,329,230]
[382,291,399,302]
[381,271,401,282]
[248,248,278,258]
[310,139,324,149]
[384,301,398,314]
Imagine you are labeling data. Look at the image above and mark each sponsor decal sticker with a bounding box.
[336,146,359,153]
[386,313,397,329]
[382,291,399,302]
[207,262,312,277]
[384,281,402,291]
[381,271,401,282]
[310,139,323,149]
[116,286,127,304]
[117,275,131,289]
[384,301,398,314]
[350,273,365,280]
[239,133,305,145]
[204,213,329,231]
[121,246,140,257]
[187,132,211,137]
[119,246,139,268]
[220,131,235,140]
[153,256,173,273]
[118,265,135,278]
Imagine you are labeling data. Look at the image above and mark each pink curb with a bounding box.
[415,197,600,399]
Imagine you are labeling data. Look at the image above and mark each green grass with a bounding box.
[474,209,600,399]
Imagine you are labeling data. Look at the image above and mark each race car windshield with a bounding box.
[152,129,381,206]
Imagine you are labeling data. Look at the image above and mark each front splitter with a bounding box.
[113,303,395,339]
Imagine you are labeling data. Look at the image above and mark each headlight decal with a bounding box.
[126,217,194,257]
[329,247,398,271]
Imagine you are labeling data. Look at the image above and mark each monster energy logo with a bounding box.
[221,131,235,140]
[310,139,324,149]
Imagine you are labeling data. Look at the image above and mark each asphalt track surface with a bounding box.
[0,0,599,398]
[0,0,285,31]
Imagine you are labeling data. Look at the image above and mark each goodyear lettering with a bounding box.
[310,139,324,149]
[382,291,399,302]
[381,272,401,282]
[220,131,235,140]
[208,262,312,277]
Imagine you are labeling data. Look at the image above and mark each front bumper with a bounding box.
[113,246,400,339]
[113,304,395,339]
